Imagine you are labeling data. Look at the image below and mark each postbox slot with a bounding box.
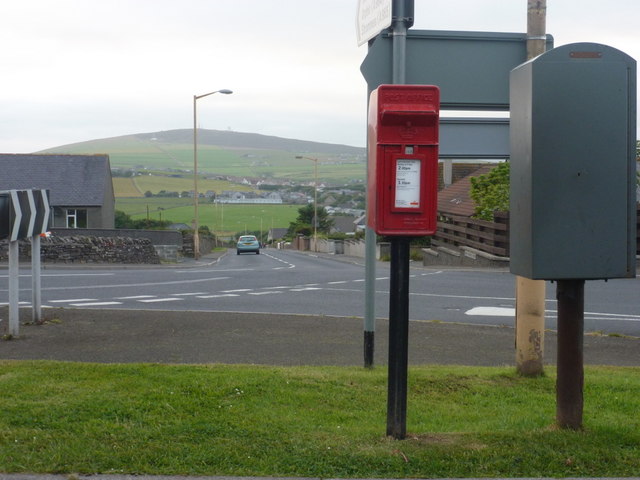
[380,109,437,127]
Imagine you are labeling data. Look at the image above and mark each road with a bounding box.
[1,248,639,336]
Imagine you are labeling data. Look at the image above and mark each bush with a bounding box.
[469,162,510,220]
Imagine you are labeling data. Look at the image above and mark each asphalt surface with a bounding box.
[1,250,639,366]
[2,305,639,366]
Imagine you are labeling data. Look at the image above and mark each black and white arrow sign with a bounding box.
[0,189,50,241]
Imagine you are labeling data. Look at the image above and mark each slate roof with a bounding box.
[437,164,497,217]
[0,154,112,206]
[330,216,358,234]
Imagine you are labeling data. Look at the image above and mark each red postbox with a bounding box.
[367,84,440,236]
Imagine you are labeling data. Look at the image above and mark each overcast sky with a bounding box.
[1,0,638,153]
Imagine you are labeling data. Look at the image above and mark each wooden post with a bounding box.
[556,279,585,429]
[515,0,547,377]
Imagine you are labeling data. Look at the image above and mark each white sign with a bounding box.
[356,0,392,46]
[395,159,421,208]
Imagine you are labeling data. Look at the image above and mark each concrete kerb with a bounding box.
[2,475,640,480]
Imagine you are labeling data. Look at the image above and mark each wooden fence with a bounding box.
[435,208,640,258]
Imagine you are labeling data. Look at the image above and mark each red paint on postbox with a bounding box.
[367,85,440,236]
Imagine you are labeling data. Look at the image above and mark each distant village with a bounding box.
[131,169,367,224]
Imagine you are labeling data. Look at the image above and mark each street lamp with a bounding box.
[193,88,232,259]
[295,155,319,252]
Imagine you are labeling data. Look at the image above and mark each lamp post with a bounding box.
[193,88,232,259]
[295,155,319,252]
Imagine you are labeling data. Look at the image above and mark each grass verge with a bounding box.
[1,361,639,477]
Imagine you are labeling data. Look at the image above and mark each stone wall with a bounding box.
[0,236,160,264]
[181,233,216,258]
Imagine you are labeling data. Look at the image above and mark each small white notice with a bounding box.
[395,159,421,208]
[356,0,392,46]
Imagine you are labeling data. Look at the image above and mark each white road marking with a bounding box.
[466,306,515,317]
[40,276,231,291]
[327,281,348,285]
[138,298,183,303]
[248,291,283,296]
[196,294,240,299]
[42,273,115,277]
[115,295,156,300]
[290,287,322,292]
[171,292,208,296]
[49,298,97,303]
[221,289,252,293]
[70,301,122,307]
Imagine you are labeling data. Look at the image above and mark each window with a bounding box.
[66,209,87,228]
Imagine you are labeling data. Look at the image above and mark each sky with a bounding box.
[1,0,638,153]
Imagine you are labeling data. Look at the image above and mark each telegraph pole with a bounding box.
[515,0,547,376]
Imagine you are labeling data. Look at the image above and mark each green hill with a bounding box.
[39,129,366,236]
[39,129,366,185]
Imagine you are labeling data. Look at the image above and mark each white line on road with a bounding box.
[170,292,209,296]
[466,307,515,317]
[248,291,283,296]
[138,297,184,303]
[70,302,122,307]
[465,307,640,323]
[38,276,231,291]
[49,298,98,303]
[115,295,156,300]
[196,294,240,299]
[221,289,252,293]
[41,273,115,277]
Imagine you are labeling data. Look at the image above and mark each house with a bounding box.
[0,154,115,228]
[437,164,496,218]
[267,228,288,243]
[330,216,359,234]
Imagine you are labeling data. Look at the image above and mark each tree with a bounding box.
[286,203,333,237]
[469,162,510,221]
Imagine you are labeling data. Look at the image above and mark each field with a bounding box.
[113,174,258,198]
[116,197,300,236]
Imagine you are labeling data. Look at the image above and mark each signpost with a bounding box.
[1,189,50,336]
[361,21,553,371]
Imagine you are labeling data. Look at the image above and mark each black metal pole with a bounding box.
[556,279,585,430]
[387,236,411,439]
[364,330,375,368]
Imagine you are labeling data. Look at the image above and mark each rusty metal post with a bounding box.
[556,279,585,430]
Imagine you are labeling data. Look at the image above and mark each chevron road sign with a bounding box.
[0,189,50,241]
[2,189,50,337]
